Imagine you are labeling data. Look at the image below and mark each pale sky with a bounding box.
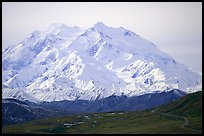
[2,2,202,72]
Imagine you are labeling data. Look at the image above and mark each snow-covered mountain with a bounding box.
[2,22,202,102]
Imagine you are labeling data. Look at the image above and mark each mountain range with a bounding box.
[2,22,201,102]
[2,22,202,125]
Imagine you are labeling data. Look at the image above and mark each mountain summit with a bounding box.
[2,22,202,102]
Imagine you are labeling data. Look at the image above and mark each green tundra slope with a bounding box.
[154,90,202,132]
[2,91,202,134]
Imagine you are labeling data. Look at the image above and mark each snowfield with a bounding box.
[2,22,202,102]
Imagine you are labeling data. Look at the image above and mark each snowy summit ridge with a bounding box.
[2,22,202,102]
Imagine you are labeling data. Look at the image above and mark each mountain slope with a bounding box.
[154,90,202,130]
[2,99,61,126]
[39,89,186,114]
[2,91,202,134]
[2,22,202,102]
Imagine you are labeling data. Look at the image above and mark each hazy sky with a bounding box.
[2,2,202,72]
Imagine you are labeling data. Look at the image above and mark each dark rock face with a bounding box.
[2,99,60,126]
[40,89,185,113]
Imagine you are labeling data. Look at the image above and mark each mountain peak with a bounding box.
[93,22,110,32]
[49,23,67,28]
[47,23,81,32]
[94,22,107,28]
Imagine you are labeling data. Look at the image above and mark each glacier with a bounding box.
[2,22,202,102]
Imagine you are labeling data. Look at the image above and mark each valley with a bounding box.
[2,91,202,134]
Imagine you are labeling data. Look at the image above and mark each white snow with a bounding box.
[2,22,202,102]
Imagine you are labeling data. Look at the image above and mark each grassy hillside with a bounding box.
[155,91,202,131]
[2,91,202,134]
